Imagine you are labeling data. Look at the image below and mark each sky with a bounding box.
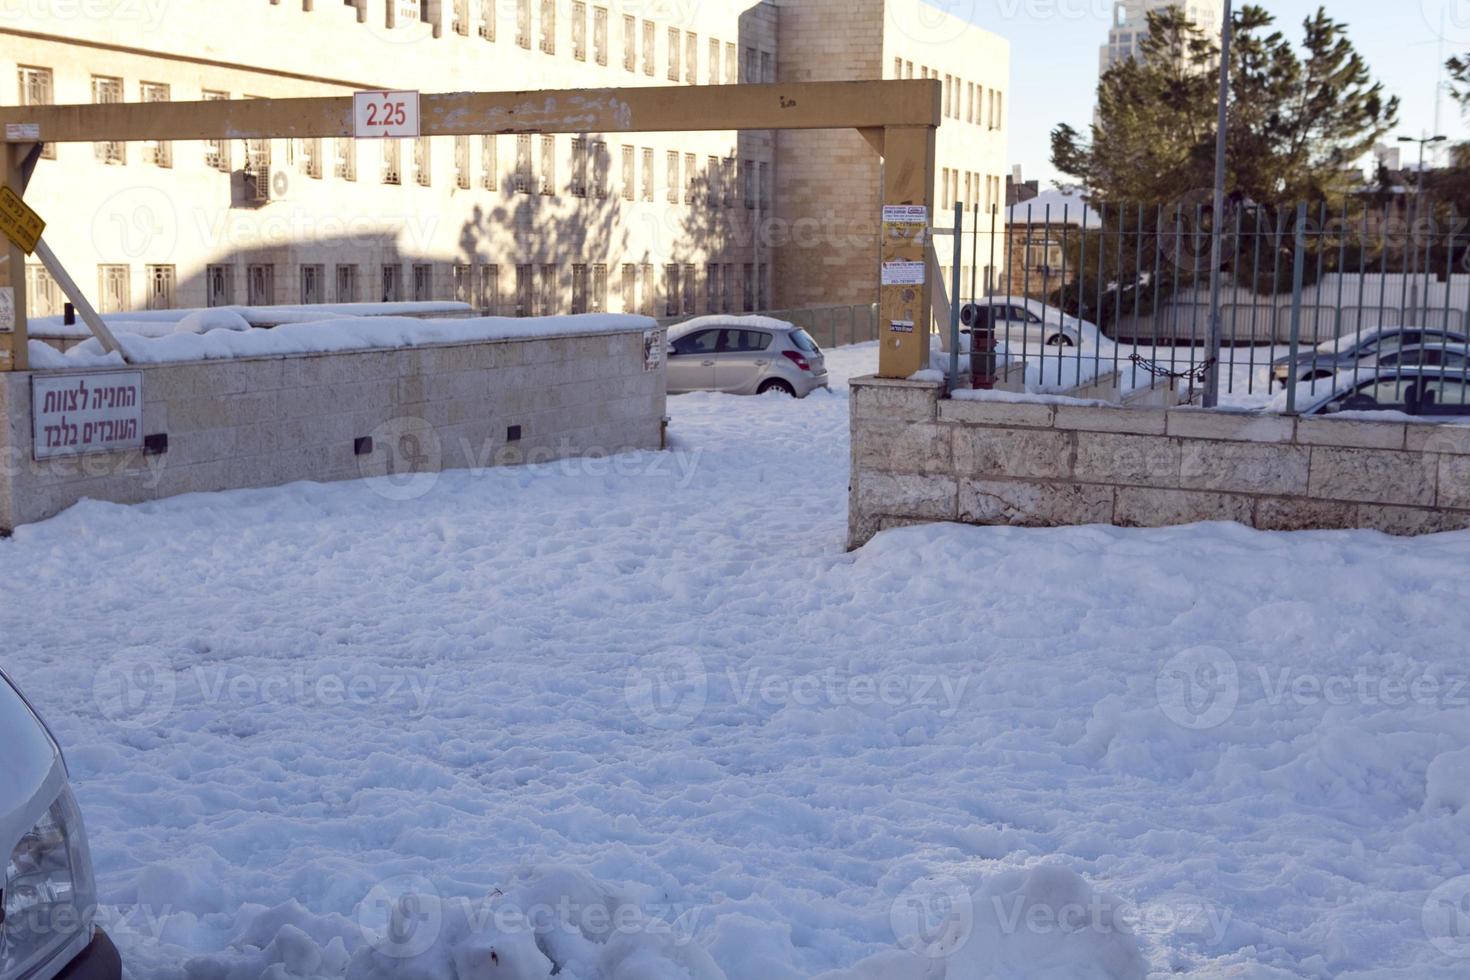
[942,0,1470,188]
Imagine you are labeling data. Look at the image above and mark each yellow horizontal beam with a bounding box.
[0,81,941,143]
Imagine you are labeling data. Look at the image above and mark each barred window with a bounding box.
[515,134,533,193]
[572,2,586,61]
[203,90,232,171]
[593,7,608,65]
[571,137,588,198]
[478,264,499,313]
[455,136,471,189]
[383,139,402,185]
[300,138,323,179]
[621,145,635,201]
[478,0,495,40]
[642,20,655,76]
[336,264,359,303]
[592,140,608,199]
[539,135,555,195]
[516,0,531,48]
[641,147,654,202]
[300,264,326,304]
[248,263,275,306]
[17,67,56,159]
[622,15,636,71]
[98,265,130,313]
[335,138,357,181]
[667,28,680,81]
[481,135,498,191]
[207,264,235,307]
[414,137,431,187]
[25,264,60,316]
[91,75,124,164]
[539,0,555,54]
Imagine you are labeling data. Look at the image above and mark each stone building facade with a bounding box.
[2,0,1007,320]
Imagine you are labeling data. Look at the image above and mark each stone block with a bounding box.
[952,426,1073,480]
[1308,447,1437,507]
[1114,487,1253,528]
[856,470,957,521]
[1438,455,1470,510]
[960,479,1113,527]
[1294,417,1406,450]
[1357,505,1470,536]
[854,420,952,474]
[1166,410,1295,443]
[851,377,942,422]
[1073,431,1179,487]
[1406,423,1470,456]
[1253,498,1358,532]
[1052,405,1167,435]
[1180,440,1311,496]
[939,398,1054,428]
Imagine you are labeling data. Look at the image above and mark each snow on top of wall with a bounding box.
[27,313,657,370]
[29,302,475,338]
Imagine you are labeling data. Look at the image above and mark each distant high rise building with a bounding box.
[1100,0,1223,73]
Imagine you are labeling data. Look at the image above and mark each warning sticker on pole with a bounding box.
[880,260,926,286]
[882,205,929,224]
[889,320,915,334]
[5,123,40,141]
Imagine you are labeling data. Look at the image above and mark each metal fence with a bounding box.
[939,199,1470,412]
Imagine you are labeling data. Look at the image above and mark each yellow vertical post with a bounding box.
[876,124,936,380]
[0,144,28,372]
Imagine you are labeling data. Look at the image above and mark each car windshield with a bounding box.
[789,328,819,353]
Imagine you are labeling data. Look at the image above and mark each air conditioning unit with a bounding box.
[230,169,270,209]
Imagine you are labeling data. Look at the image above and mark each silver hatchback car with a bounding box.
[666,316,830,397]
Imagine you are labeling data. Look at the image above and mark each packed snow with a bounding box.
[29,302,476,338]
[4,342,1470,978]
[26,313,654,369]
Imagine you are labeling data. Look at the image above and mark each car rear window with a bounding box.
[789,328,819,353]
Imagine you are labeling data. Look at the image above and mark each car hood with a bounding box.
[0,669,67,856]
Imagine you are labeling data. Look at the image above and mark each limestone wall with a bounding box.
[1,328,664,531]
[848,375,1470,548]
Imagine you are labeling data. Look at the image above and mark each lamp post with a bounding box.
[1203,0,1232,408]
[1396,134,1447,323]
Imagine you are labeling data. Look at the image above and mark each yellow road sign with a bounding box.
[0,186,44,254]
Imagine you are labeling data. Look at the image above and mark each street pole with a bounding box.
[1203,0,1232,408]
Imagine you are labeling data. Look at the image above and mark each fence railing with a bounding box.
[938,199,1470,413]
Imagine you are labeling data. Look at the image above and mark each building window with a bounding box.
[758,263,769,309]
[571,263,588,314]
[663,264,680,316]
[245,125,272,203]
[206,264,234,307]
[572,1,586,61]
[684,153,695,204]
[25,264,60,317]
[593,6,608,65]
[709,38,721,84]
[621,145,635,201]
[478,264,498,312]
[666,151,679,204]
[414,137,431,186]
[539,135,555,195]
[723,157,736,208]
[452,0,469,35]
[905,60,913,78]
[479,0,495,40]
[894,57,902,78]
[481,135,498,191]
[538,264,556,315]
[640,263,654,315]
[705,264,719,314]
[455,136,471,189]
[91,75,125,164]
[300,264,326,304]
[743,47,756,83]
[742,158,754,209]
[516,0,531,48]
[725,42,737,84]
[381,264,403,302]
[641,147,654,202]
[413,263,434,301]
[383,139,402,185]
[539,0,555,54]
[682,264,695,315]
[760,50,773,83]
[297,138,321,179]
[685,32,698,85]
[623,14,636,72]
[335,139,357,180]
[621,264,637,313]
[98,265,130,313]
[336,264,359,303]
[453,264,473,305]
[591,263,607,313]
[515,263,533,316]
[196,91,231,170]
[247,263,275,306]
[758,161,770,210]
[571,137,589,198]
[515,134,533,192]
[667,28,681,81]
[592,140,608,199]
[721,264,733,312]
[145,264,175,310]
[707,156,720,209]
[17,67,56,159]
[742,263,754,312]
[642,20,655,76]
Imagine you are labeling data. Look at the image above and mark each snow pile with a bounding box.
[27,313,655,368]
[29,302,474,338]
[172,309,254,335]
[5,342,1470,978]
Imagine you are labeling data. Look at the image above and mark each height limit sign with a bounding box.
[353,91,421,139]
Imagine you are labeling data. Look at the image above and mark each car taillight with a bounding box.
[782,350,811,372]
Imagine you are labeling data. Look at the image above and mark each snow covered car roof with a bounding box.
[667,314,796,337]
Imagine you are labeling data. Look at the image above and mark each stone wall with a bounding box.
[848,375,1470,548]
[1,328,664,531]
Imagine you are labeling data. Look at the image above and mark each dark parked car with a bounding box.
[1290,367,1470,416]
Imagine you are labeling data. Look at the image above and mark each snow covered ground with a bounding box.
[4,342,1470,978]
